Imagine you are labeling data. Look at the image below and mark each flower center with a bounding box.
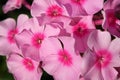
[32,33,44,48]
[95,50,112,68]
[72,22,88,37]
[7,29,18,43]
[58,50,72,66]
[22,58,34,71]
[47,5,63,17]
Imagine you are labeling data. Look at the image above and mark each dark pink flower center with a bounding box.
[95,50,112,68]
[47,5,63,17]
[32,33,44,48]
[23,58,35,71]
[72,22,88,37]
[71,0,85,5]
[7,29,18,43]
[58,50,72,66]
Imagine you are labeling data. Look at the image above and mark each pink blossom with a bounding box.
[65,16,95,53]
[15,17,60,61]
[0,14,29,56]
[82,30,120,80]
[31,0,68,17]
[57,0,104,16]
[7,51,42,80]
[40,37,82,80]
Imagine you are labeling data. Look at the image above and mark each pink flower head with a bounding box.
[0,14,29,56]
[31,0,68,17]
[7,52,42,80]
[3,0,24,13]
[65,15,95,53]
[40,37,82,80]
[103,0,120,37]
[82,30,120,80]
[31,0,71,26]
[57,0,104,16]
[15,17,60,61]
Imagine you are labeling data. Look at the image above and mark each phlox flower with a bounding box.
[0,14,29,56]
[15,17,60,61]
[7,50,42,80]
[65,16,95,53]
[57,0,104,17]
[40,37,82,80]
[30,0,72,25]
[31,0,68,17]
[82,30,120,80]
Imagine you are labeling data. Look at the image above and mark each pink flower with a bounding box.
[31,0,68,17]
[7,52,42,80]
[31,0,71,26]
[40,37,82,80]
[15,17,60,61]
[0,14,29,56]
[57,0,104,16]
[3,0,24,13]
[65,16,95,53]
[103,0,120,37]
[82,30,120,80]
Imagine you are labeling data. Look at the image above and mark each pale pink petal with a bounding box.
[44,24,60,37]
[40,38,62,58]
[109,38,120,55]
[84,64,103,80]
[58,36,75,54]
[83,0,104,15]
[80,15,95,29]
[108,38,120,67]
[22,18,44,33]
[82,50,96,74]
[17,14,29,32]
[15,30,33,47]
[0,37,19,56]
[31,0,50,17]
[42,54,61,75]
[54,64,80,80]
[21,44,40,61]
[101,66,118,80]
[87,30,111,51]
[0,37,12,55]
[0,18,16,36]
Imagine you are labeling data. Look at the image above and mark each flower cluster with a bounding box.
[0,0,120,80]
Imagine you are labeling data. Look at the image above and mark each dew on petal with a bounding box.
[47,5,63,17]
[7,29,18,43]
[22,58,35,71]
[58,50,73,66]
[32,33,44,48]
[72,22,88,37]
[95,50,112,68]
